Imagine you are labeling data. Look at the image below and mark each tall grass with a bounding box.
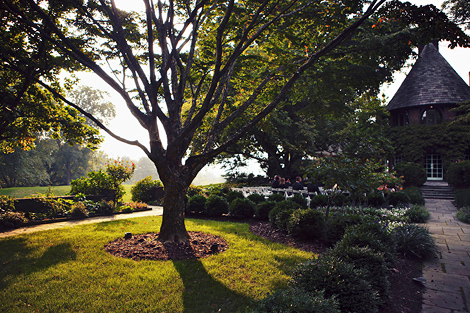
[0,216,312,312]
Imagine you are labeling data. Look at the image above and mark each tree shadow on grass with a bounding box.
[0,236,76,291]
[172,258,252,313]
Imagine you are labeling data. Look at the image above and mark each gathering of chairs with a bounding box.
[232,186,330,207]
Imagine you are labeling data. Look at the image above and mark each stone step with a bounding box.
[419,183,455,200]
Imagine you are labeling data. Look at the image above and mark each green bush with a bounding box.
[70,202,89,219]
[187,184,205,197]
[229,198,255,219]
[0,195,16,211]
[131,176,162,203]
[290,194,308,209]
[267,192,285,202]
[255,201,275,221]
[331,193,348,206]
[328,246,390,308]
[287,209,325,240]
[186,195,206,215]
[387,191,410,207]
[336,222,396,266]
[0,211,27,230]
[405,204,430,223]
[71,159,134,204]
[403,186,425,205]
[324,211,364,246]
[226,190,245,204]
[393,224,437,260]
[394,162,426,187]
[269,200,302,231]
[447,161,470,188]
[250,287,340,313]
[247,193,266,204]
[291,254,379,313]
[455,189,470,208]
[367,191,386,208]
[97,200,115,215]
[309,194,328,208]
[457,207,470,224]
[204,195,229,217]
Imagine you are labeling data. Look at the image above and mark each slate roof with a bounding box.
[386,43,470,111]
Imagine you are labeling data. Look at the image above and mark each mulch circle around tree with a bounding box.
[104,231,229,261]
[104,221,424,313]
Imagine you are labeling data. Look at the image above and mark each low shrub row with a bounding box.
[249,205,437,313]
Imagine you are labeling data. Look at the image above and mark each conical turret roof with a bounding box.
[386,43,470,111]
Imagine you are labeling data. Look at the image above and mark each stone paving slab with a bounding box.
[423,198,470,312]
[423,289,467,311]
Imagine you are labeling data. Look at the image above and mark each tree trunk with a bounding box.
[158,178,191,243]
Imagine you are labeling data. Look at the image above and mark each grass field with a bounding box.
[0,185,134,202]
[0,216,313,312]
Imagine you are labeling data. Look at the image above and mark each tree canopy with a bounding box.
[0,4,102,153]
[2,0,469,242]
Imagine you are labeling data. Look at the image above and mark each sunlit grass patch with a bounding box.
[0,216,312,313]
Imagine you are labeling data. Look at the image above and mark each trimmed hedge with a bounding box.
[204,195,229,217]
[394,162,426,187]
[447,161,470,188]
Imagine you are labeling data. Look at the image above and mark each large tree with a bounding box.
[3,0,469,242]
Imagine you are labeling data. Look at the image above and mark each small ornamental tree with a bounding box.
[71,159,135,205]
[308,156,400,214]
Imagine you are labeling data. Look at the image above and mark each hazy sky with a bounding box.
[79,0,469,177]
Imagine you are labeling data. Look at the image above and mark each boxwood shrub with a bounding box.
[268,200,303,231]
[247,193,266,204]
[186,194,206,215]
[226,190,245,204]
[387,191,410,207]
[229,198,255,219]
[287,209,325,240]
[204,195,229,217]
[366,191,386,208]
[403,186,425,205]
[327,246,390,308]
[336,222,396,266]
[447,161,470,188]
[324,211,364,247]
[267,192,286,202]
[394,162,426,187]
[309,194,329,208]
[291,254,379,313]
[255,201,276,221]
[455,189,470,208]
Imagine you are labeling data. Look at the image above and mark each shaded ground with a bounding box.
[104,221,424,313]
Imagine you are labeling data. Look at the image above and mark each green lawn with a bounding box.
[0,217,313,312]
[0,185,134,202]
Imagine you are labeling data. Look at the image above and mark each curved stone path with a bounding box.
[422,199,470,313]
